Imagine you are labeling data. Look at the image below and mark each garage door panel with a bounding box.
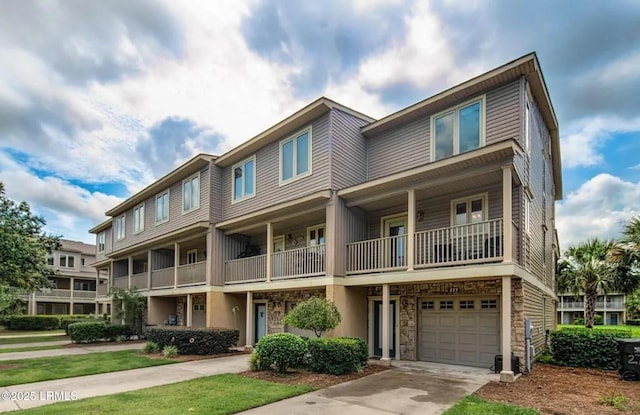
[419,297,500,368]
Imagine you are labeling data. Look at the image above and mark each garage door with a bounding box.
[419,297,500,368]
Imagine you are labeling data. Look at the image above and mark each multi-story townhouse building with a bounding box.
[90,53,561,382]
[557,292,626,325]
[21,239,99,315]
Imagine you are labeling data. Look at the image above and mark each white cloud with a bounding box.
[556,173,640,248]
[561,116,640,168]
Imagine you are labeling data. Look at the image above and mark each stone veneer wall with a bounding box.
[366,279,524,361]
[176,296,186,326]
[253,289,325,335]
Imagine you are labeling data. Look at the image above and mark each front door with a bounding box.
[254,303,267,343]
[383,216,407,268]
[373,300,396,358]
[609,313,618,325]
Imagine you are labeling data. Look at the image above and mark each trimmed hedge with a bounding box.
[68,322,133,343]
[626,319,640,326]
[6,316,60,330]
[61,318,104,335]
[307,337,368,375]
[145,327,239,355]
[550,328,632,369]
[253,333,307,373]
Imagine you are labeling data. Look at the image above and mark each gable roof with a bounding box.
[214,97,375,167]
[58,239,96,255]
[362,52,562,199]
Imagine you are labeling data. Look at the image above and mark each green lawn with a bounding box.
[0,334,68,345]
[0,350,176,386]
[0,345,62,354]
[558,324,640,337]
[443,396,539,415]
[14,374,315,415]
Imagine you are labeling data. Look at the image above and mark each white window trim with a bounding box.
[115,214,126,241]
[430,95,486,161]
[155,189,170,225]
[379,213,408,238]
[279,126,313,186]
[306,223,326,246]
[186,249,198,264]
[182,173,201,214]
[450,193,489,226]
[231,155,256,204]
[97,231,106,253]
[133,203,145,234]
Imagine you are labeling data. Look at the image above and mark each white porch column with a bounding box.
[245,291,254,349]
[29,292,36,315]
[381,283,391,364]
[502,166,513,263]
[206,228,213,285]
[186,294,193,327]
[174,243,180,288]
[603,297,607,325]
[266,222,273,282]
[127,256,133,289]
[70,277,75,299]
[500,275,514,382]
[407,189,416,271]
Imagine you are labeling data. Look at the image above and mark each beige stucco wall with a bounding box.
[147,296,176,326]
[206,291,246,346]
[326,284,368,339]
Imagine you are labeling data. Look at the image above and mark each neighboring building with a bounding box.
[22,239,99,315]
[557,293,626,325]
[90,53,561,381]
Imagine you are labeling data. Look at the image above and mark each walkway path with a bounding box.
[0,354,250,412]
[0,340,71,350]
[0,342,143,361]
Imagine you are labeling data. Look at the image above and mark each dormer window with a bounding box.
[431,96,485,161]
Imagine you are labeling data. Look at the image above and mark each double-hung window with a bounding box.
[452,194,487,227]
[232,156,255,202]
[133,203,144,233]
[307,224,325,246]
[156,190,169,224]
[115,214,126,240]
[183,174,200,213]
[432,96,485,161]
[280,127,311,184]
[97,232,105,252]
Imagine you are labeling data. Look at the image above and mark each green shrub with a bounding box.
[162,345,178,358]
[626,319,640,326]
[254,333,307,373]
[7,315,60,330]
[283,297,341,337]
[550,328,632,369]
[249,351,266,371]
[307,337,368,375]
[61,318,103,335]
[536,347,555,364]
[142,341,160,354]
[572,317,585,325]
[145,327,239,355]
[103,324,133,341]
[68,322,107,343]
[572,315,604,326]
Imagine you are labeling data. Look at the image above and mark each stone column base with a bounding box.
[500,370,515,383]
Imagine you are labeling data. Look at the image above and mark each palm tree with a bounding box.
[557,239,617,328]
[610,216,640,317]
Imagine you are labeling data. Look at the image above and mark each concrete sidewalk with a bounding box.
[0,342,143,361]
[0,340,71,350]
[0,354,250,412]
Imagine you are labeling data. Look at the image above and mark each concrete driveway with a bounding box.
[239,362,498,415]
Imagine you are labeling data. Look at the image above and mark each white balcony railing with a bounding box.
[272,245,326,279]
[73,290,97,299]
[347,236,407,274]
[225,255,267,284]
[177,261,206,286]
[414,219,503,268]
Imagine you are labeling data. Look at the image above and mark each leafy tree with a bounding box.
[0,183,59,313]
[625,291,640,320]
[557,239,617,328]
[111,287,146,337]
[609,216,640,294]
[283,296,341,337]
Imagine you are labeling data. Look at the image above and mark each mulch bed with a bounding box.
[475,363,640,415]
[239,364,389,389]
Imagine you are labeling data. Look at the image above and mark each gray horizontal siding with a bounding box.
[485,80,521,145]
[330,109,369,189]
[366,80,521,181]
[367,117,430,181]
[111,165,211,253]
[222,113,331,220]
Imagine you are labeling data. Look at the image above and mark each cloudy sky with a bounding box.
[1,0,639,249]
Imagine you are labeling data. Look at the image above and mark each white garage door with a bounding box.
[419,297,500,368]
